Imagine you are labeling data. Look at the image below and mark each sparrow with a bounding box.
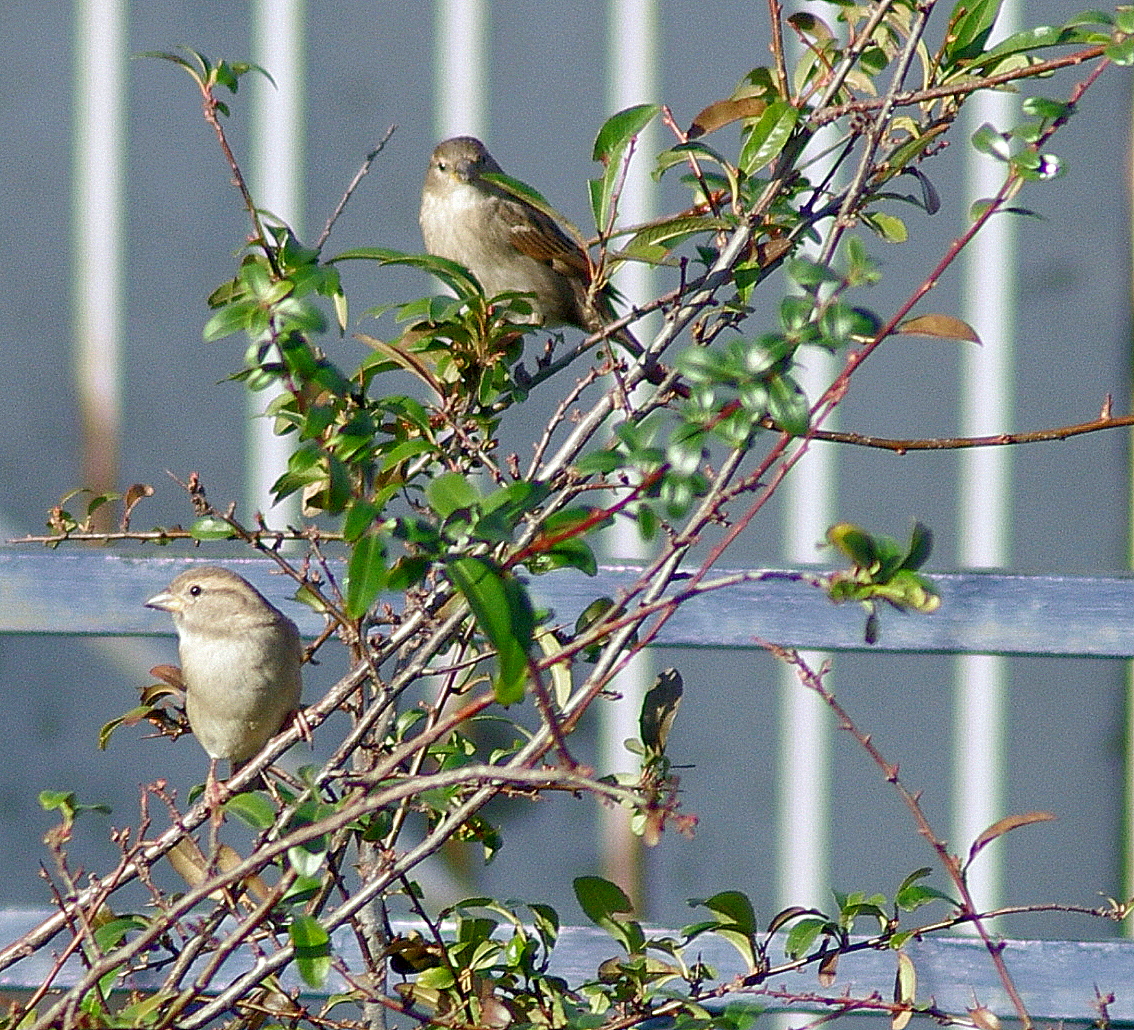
[419,135,642,353]
[145,566,303,798]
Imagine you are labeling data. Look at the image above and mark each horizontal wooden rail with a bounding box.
[0,911,1130,1020]
[2,549,1133,656]
[2,550,1132,1016]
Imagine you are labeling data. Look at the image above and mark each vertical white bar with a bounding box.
[776,0,837,917]
[954,0,1019,924]
[249,0,306,523]
[73,0,126,502]
[600,0,659,909]
[777,372,835,913]
[433,0,488,140]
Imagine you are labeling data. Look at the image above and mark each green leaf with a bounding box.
[738,101,799,174]
[828,522,878,567]
[446,557,533,704]
[615,213,727,266]
[767,905,821,935]
[593,103,661,165]
[99,705,157,751]
[590,103,661,230]
[766,373,810,436]
[711,928,760,974]
[573,876,644,954]
[1021,96,1071,121]
[695,890,757,935]
[524,507,608,576]
[343,499,384,543]
[203,300,258,341]
[223,791,277,830]
[655,140,742,204]
[895,881,958,912]
[862,210,908,243]
[427,471,481,518]
[783,917,828,959]
[286,800,335,877]
[188,516,237,540]
[39,790,112,825]
[526,534,599,576]
[574,875,633,925]
[345,532,388,619]
[971,122,1011,162]
[903,522,934,571]
[93,916,146,958]
[289,914,332,988]
[1106,35,1134,65]
[943,0,1001,63]
[330,246,484,298]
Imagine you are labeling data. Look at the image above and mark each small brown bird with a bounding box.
[419,135,641,352]
[145,566,303,798]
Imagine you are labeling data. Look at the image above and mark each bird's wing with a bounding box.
[479,171,594,280]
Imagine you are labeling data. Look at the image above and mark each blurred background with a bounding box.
[0,0,1131,939]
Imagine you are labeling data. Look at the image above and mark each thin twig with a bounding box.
[316,124,397,251]
[773,647,1035,1028]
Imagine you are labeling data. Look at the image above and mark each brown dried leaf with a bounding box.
[968,1004,1001,1030]
[818,947,838,986]
[892,950,916,1029]
[168,839,272,903]
[149,664,185,690]
[755,238,792,267]
[896,314,981,344]
[968,810,1055,866]
[121,482,154,530]
[689,96,769,138]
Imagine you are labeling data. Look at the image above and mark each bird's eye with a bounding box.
[188,584,202,597]
[437,160,447,172]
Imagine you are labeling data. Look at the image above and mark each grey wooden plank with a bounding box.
[1,549,1133,656]
[0,910,1129,1020]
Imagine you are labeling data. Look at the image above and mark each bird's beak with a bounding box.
[145,590,180,613]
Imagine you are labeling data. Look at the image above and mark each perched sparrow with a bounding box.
[145,566,303,796]
[419,135,640,352]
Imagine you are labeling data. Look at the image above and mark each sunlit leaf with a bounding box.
[290,915,332,988]
[738,101,800,174]
[863,210,908,243]
[188,516,236,540]
[427,471,480,517]
[971,122,1011,162]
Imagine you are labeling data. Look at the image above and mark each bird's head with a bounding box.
[427,136,503,189]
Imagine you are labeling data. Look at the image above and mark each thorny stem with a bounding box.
[194,72,279,278]
[774,647,1036,1029]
